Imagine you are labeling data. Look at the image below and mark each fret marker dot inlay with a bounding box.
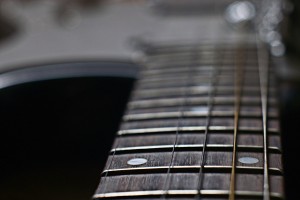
[127,158,147,166]
[238,157,259,164]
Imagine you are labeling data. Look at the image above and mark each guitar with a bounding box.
[0,0,297,199]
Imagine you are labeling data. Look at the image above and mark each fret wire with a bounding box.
[196,46,221,199]
[93,190,284,199]
[102,166,283,177]
[128,96,278,110]
[229,43,246,200]
[133,86,267,97]
[143,65,260,75]
[144,42,256,53]
[257,39,271,200]
[160,48,195,199]
[111,145,282,154]
[118,126,280,136]
[123,110,278,120]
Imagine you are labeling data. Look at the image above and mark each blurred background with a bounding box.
[0,0,299,199]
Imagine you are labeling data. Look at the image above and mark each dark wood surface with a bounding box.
[93,43,284,199]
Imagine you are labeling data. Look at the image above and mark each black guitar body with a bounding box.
[0,61,137,200]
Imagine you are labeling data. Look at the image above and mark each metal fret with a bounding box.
[110,144,281,154]
[118,126,280,135]
[145,43,257,53]
[113,133,281,150]
[142,69,259,78]
[122,116,276,132]
[133,85,212,98]
[145,47,258,56]
[137,80,277,92]
[145,59,259,69]
[93,190,284,199]
[126,105,279,117]
[123,110,278,121]
[128,96,277,109]
[102,166,283,176]
[137,80,276,93]
[121,117,240,130]
[139,74,259,83]
[143,66,260,76]
[142,68,260,78]
[137,75,274,89]
[133,86,272,98]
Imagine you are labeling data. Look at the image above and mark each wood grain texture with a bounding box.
[93,44,284,199]
[113,134,281,150]
[96,174,283,194]
[104,151,281,171]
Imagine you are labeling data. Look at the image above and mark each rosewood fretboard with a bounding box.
[93,42,284,200]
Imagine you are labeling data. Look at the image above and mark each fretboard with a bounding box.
[93,42,284,200]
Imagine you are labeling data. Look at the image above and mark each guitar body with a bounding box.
[0,61,137,200]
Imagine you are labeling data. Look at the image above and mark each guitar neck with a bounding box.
[93,41,284,199]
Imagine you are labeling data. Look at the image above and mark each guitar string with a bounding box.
[255,2,271,196]
[195,1,229,196]
[228,40,246,200]
[195,44,223,199]
[161,45,197,199]
[256,36,271,200]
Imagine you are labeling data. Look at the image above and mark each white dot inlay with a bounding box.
[127,158,147,166]
[238,157,259,164]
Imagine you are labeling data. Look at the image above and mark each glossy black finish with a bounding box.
[280,80,300,200]
[0,61,137,200]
